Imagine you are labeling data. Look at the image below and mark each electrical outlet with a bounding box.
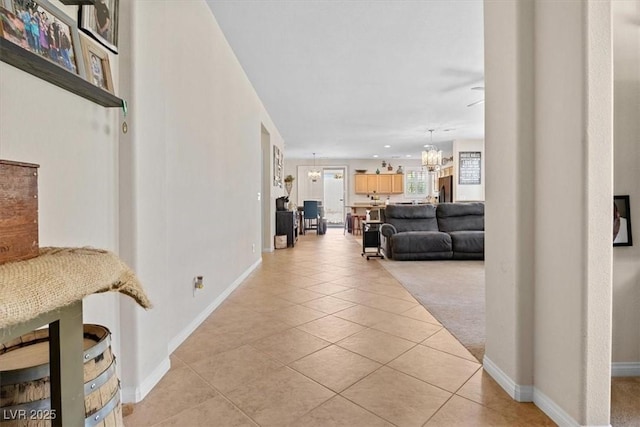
[193,276,204,296]
[252,243,255,253]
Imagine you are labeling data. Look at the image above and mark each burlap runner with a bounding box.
[0,247,151,329]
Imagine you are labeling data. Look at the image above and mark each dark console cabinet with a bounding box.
[276,211,298,247]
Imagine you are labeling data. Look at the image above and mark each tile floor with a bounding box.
[124,228,555,426]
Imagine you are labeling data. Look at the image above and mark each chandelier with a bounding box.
[308,153,321,182]
[421,129,442,172]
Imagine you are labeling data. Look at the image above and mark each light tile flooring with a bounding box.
[124,229,554,426]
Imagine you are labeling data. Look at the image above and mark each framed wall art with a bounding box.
[273,145,283,188]
[78,0,118,54]
[459,151,482,185]
[614,195,633,247]
[0,0,85,78]
[80,33,113,93]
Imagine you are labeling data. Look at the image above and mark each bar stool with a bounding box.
[353,215,365,235]
[344,212,351,235]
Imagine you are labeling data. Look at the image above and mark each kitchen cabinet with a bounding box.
[378,175,393,193]
[392,174,404,193]
[354,174,404,194]
[354,174,368,193]
[366,175,378,193]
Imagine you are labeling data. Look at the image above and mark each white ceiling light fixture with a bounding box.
[384,145,391,148]
[308,153,321,182]
[421,129,442,172]
[373,154,379,158]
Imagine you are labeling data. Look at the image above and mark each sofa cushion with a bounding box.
[437,202,484,232]
[391,231,452,254]
[394,250,453,261]
[449,231,484,254]
[384,205,438,232]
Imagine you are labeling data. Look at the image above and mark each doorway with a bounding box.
[323,168,345,227]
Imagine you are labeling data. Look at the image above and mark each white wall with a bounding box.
[116,0,285,402]
[0,1,122,366]
[484,0,535,395]
[485,1,612,425]
[0,0,285,404]
[612,0,640,370]
[453,139,485,201]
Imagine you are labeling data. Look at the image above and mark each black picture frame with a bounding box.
[459,151,481,185]
[614,195,633,247]
[78,0,118,54]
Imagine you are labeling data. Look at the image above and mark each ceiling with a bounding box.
[206,1,485,160]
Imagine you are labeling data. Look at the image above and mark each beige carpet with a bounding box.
[611,377,640,426]
[380,260,485,362]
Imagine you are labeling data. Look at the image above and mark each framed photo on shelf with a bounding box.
[78,0,118,54]
[0,0,85,78]
[80,34,113,93]
[614,195,633,247]
[1,0,13,12]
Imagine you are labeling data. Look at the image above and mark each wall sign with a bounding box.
[459,151,481,185]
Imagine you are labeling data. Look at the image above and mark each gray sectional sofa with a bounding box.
[380,202,484,260]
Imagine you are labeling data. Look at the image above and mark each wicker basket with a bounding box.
[274,235,287,249]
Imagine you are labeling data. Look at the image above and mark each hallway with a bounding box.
[124,229,553,426]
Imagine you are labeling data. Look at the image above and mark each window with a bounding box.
[404,167,428,197]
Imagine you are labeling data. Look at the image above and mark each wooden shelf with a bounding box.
[0,38,123,108]
[59,0,94,4]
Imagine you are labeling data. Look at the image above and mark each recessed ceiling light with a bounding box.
[423,144,429,148]
[373,154,379,158]
[406,154,412,157]
[384,145,391,148]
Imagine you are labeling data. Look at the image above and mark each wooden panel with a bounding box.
[366,175,379,193]
[354,174,368,194]
[377,175,393,193]
[391,174,404,194]
[0,160,39,264]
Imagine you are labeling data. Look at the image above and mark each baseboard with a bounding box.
[534,388,611,427]
[611,362,640,377]
[482,356,533,402]
[168,257,262,354]
[532,388,581,427]
[484,356,614,427]
[121,357,170,403]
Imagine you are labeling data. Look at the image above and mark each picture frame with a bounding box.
[613,195,633,247]
[273,146,283,188]
[1,0,13,12]
[0,0,86,78]
[78,0,118,54]
[80,33,113,93]
[459,151,482,185]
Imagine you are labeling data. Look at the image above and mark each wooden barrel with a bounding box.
[0,324,123,427]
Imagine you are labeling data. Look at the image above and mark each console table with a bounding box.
[276,211,298,247]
